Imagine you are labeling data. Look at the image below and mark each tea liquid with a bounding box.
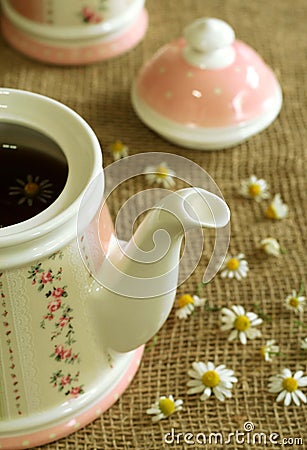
[0,123,68,227]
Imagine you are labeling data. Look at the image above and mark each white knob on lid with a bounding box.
[183,18,236,69]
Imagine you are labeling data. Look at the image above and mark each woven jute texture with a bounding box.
[0,0,306,449]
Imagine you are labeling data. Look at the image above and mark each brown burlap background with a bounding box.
[1,0,306,448]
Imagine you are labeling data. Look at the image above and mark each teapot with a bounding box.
[0,88,230,449]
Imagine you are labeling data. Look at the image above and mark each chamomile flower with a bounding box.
[284,290,305,314]
[300,337,307,351]
[144,162,176,189]
[260,339,280,362]
[268,368,307,406]
[220,253,249,281]
[260,237,282,257]
[176,294,206,320]
[265,194,288,220]
[220,305,263,344]
[109,140,129,161]
[187,361,238,402]
[239,175,269,202]
[9,175,53,206]
[146,395,183,422]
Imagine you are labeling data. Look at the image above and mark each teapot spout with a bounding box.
[90,188,230,352]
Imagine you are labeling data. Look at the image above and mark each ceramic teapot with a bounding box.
[0,89,230,449]
[1,0,148,65]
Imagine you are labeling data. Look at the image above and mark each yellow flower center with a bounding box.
[265,205,277,219]
[260,346,266,358]
[111,140,124,153]
[178,294,194,309]
[201,370,220,388]
[289,297,299,308]
[226,258,240,271]
[234,315,251,332]
[158,398,175,416]
[24,182,40,197]
[282,377,298,393]
[156,166,169,179]
[248,183,261,197]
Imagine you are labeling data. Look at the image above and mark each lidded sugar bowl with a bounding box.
[1,0,148,64]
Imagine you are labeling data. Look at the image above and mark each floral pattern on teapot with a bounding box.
[27,251,84,398]
[0,272,23,416]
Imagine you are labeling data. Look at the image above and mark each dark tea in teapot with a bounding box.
[0,123,68,227]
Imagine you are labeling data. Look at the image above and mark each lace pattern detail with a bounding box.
[5,269,42,415]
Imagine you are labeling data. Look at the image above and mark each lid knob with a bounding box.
[183,18,236,69]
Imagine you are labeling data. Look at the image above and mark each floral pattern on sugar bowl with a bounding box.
[8,0,143,26]
[81,1,108,23]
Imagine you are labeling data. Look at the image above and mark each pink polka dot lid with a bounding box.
[131,18,282,150]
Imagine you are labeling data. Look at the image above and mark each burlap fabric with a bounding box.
[0,0,306,448]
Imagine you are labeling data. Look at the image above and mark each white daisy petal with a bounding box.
[294,389,307,403]
[292,391,301,406]
[297,376,307,387]
[294,370,304,380]
[239,331,247,345]
[217,386,232,398]
[284,392,292,406]
[151,413,164,422]
[282,368,292,378]
[276,390,287,402]
[246,312,258,321]
[200,391,211,401]
[213,388,225,401]
[269,384,283,394]
[191,361,207,375]
[220,323,235,331]
[233,305,245,316]
[250,318,263,326]
[187,379,204,387]
[146,407,160,414]
[221,308,236,319]
[228,329,239,341]
[187,385,205,395]
[187,369,201,379]
[207,362,215,371]
[245,328,261,340]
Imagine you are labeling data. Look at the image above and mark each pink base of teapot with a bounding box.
[1,8,148,65]
[0,346,144,450]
